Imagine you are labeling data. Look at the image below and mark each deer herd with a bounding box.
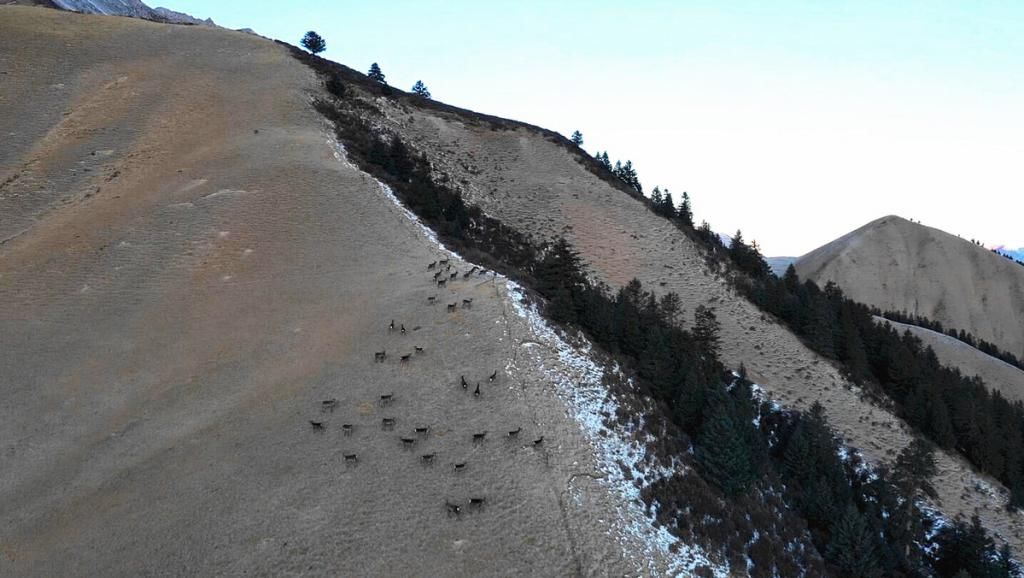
[305,256,546,519]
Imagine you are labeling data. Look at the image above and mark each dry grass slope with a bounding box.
[365,89,1024,557]
[797,215,1024,359]
[0,7,673,575]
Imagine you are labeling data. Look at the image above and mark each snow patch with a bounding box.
[505,283,729,578]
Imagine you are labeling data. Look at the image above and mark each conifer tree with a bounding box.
[368,62,386,83]
[650,186,663,208]
[693,305,721,355]
[661,190,675,218]
[827,505,882,578]
[411,80,431,98]
[696,394,758,496]
[301,31,326,54]
[677,191,693,226]
[571,130,584,146]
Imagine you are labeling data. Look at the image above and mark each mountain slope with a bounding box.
[879,317,1024,403]
[10,0,213,25]
[0,7,673,575]
[351,68,1024,558]
[796,215,1024,359]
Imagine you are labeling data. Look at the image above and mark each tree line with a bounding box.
[740,265,1024,511]
[880,309,1024,373]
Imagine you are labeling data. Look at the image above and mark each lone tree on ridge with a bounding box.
[301,31,326,54]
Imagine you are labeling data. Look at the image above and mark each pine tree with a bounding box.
[693,305,721,355]
[301,31,326,54]
[696,394,758,496]
[661,190,675,218]
[650,186,663,209]
[571,130,584,146]
[677,191,693,226]
[411,80,431,98]
[827,505,882,578]
[368,62,386,84]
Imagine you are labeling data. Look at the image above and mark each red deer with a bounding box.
[427,261,437,270]
[400,353,412,362]
[507,427,521,438]
[469,497,486,510]
[309,421,325,431]
[374,350,386,362]
[380,393,394,406]
[382,417,396,430]
[343,453,358,463]
[453,462,467,473]
[400,437,416,449]
[447,303,457,312]
[421,452,437,464]
[533,436,544,447]
[414,426,430,436]
[472,431,487,444]
[341,424,354,436]
[445,500,461,517]
[322,399,339,412]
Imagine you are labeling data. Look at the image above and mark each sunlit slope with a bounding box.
[0,7,648,576]
[367,91,1024,555]
[797,215,1024,358]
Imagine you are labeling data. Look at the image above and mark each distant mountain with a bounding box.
[766,256,796,276]
[49,0,213,25]
[796,215,1024,357]
[994,246,1024,262]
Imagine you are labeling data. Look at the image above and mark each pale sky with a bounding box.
[161,0,1024,256]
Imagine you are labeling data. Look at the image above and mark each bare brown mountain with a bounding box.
[796,215,1024,359]
[5,5,1024,575]
[0,7,677,575]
